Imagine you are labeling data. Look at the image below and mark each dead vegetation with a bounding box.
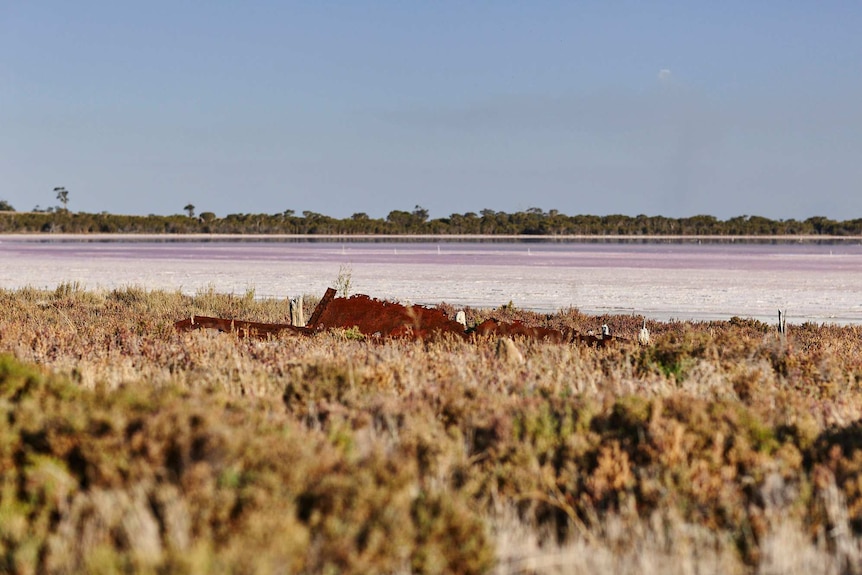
[2,284,862,574]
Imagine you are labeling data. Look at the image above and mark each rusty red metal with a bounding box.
[306,288,467,339]
[174,287,625,345]
[174,315,311,338]
[305,287,335,329]
[470,319,621,346]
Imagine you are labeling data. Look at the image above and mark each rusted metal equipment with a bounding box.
[306,288,467,339]
[174,287,625,345]
[174,315,311,338]
[472,319,620,346]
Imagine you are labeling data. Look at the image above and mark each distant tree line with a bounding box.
[0,206,861,236]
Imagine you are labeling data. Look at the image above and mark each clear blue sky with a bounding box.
[2,1,860,220]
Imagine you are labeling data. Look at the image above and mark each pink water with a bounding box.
[2,236,861,324]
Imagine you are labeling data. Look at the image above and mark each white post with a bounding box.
[455,310,467,328]
[290,297,305,327]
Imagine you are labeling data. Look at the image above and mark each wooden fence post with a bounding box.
[291,296,305,327]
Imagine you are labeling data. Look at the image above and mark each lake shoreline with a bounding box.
[1,232,860,242]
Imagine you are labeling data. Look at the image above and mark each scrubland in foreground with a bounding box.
[2,284,862,574]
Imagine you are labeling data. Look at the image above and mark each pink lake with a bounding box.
[2,235,861,325]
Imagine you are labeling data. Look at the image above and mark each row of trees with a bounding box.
[1,205,861,236]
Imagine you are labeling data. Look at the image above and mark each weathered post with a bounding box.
[290,296,305,327]
[455,310,467,328]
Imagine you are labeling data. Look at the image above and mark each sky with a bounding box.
[2,1,861,221]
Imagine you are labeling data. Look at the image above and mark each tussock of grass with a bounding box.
[2,286,862,573]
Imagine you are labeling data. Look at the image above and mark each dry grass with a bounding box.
[2,285,862,574]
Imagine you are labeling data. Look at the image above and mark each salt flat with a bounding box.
[2,236,860,324]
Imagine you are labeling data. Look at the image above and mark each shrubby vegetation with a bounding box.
[1,207,861,236]
[2,286,862,573]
